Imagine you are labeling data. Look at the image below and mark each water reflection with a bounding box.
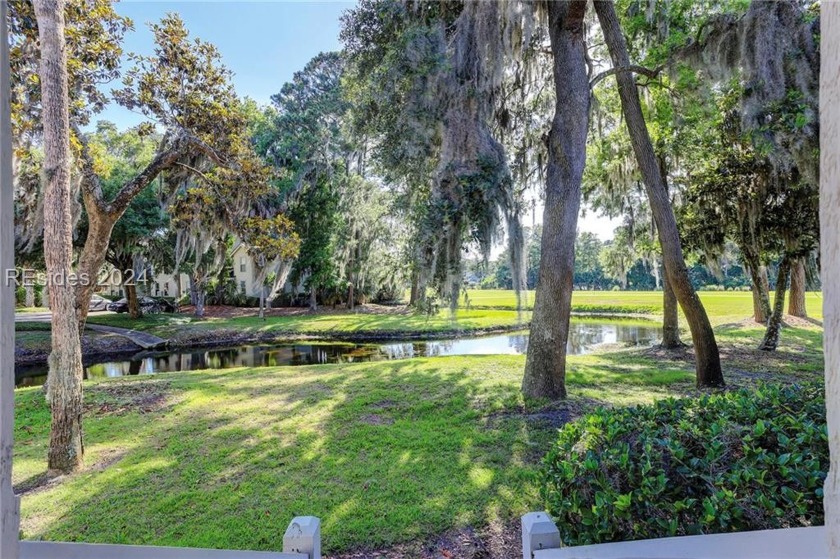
[15,321,659,387]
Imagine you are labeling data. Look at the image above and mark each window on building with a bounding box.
[240,256,246,273]
[240,280,246,294]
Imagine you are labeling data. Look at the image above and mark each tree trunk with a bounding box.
[34,0,85,473]
[751,264,772,323]
[819,4,840,547]
[259,285,266,320]
[189,275,198,306]
[124,282,141,319]
[788,256,807,318]
[194,281,206,318]
[661,275,683,348]
[743,244,772,323]
[74,211,116,326]
[595,0,723,388]
[174,273,182,304]
[25,283,35,308]
[409,269,419,307]
[309,285,318,312]
[522,0,589,400]
[759,256,791,351]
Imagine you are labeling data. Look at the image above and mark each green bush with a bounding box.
[541,382,827,545]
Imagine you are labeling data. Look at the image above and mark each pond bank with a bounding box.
[15,306,661,367]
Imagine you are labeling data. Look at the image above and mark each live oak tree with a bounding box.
[522,0,591,399]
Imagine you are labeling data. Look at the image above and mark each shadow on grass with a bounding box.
[16,356,570,554]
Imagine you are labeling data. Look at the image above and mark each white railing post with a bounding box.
[521,511,561,559]
[282,516,321,559]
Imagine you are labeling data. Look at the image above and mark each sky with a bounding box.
[95,1,619,244]
[97,1,353,128]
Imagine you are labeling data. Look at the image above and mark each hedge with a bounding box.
[541,382,828,545]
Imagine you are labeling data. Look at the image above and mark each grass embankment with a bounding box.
[14,323,823,554]
[84,308,534,344]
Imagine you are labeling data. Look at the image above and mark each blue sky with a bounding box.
[95,1,355,129]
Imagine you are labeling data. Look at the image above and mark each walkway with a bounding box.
[15,311,169,350]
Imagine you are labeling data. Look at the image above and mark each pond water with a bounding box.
[15,321,660,387]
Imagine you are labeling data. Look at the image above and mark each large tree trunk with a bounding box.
[819,5,840,548]
[595,0,723,387]
[788,256,808,318]
[759,256,791,351]
[522,0,589,400]
[661,275,683,348]
[34,0,85,473]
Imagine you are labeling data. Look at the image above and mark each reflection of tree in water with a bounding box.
[508,334,528,353]
[379,343,417,360]
[420,340,455,357]
[567,324,608,354]
[17,323,665,387]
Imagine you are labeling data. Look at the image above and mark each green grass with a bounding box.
[82,290,824,342]
[464,289,824,323]
[13,322,824,553]
[85,308,533,342]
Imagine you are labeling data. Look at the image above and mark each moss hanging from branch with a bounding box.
[418,0,536,313]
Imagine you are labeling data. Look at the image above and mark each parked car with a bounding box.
[106,296,177,314]
[89,294,110,312]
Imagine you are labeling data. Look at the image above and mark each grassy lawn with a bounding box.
[85,308,534,342]
[74,291,825,343]
[13,322,823,554]
[464,289,824,323]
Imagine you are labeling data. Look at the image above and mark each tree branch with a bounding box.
[107,142,184,217]
[72,126,109,216]
[590,64,665,89]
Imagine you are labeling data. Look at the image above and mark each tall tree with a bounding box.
[33,0,85,473]
[521,0,590,400]
[594,0,723,387]
[74,14,260,324]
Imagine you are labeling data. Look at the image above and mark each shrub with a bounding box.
[540,382,827,545]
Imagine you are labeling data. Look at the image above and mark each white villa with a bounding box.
[100,241,300,300]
